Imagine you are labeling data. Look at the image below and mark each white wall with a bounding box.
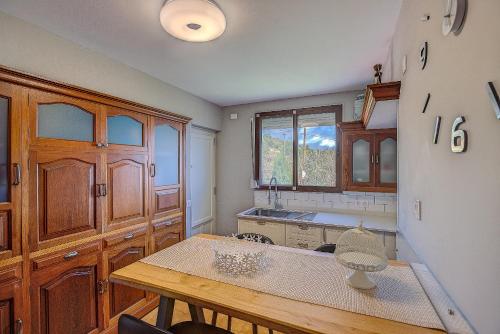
[216,91,360,236]
[390,1,500,333]
[0,11,222,130]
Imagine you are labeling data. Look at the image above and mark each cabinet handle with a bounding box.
[101,184,107,197]
[298,224,309,230]
[375,154,380,164]
[12,163,21,185]
[297,242,308,249]
[96,142,109,148]
[97,279,109,294]
[257,221,266,226]
[124,233,134,240]
[63,250,79,260]
[96,184,107,197]
[150,163,156,177]
[15,319,23,334]
[371,154,374,164]
[128,250,140,255]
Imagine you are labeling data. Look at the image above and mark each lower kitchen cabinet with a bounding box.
[150,218,183,253]
[103,232,147,322]
[30,243,103,334]
[285,223,323,250]
[0,265,23,334]
[238,219,286,246]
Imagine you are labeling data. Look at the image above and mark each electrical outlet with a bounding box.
[414,200,421,221]
[356,199,370,209]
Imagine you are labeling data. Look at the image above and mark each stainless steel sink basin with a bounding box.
[245,208,316,221]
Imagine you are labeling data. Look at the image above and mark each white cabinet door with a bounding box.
[285,223,323,250]
[238,219,286,246]
[384,232,396,260]
[324,226,346,244]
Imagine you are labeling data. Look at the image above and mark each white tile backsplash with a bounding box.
[253,190,397,214]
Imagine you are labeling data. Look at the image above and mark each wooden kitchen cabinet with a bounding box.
[0,66,189,333]
[0,82,22,261]
[339,122,397,193]
[30,243,103,334]
[0,265,23,334]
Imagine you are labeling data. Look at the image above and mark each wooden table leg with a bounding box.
[156,296,175,329]
[188,303,206,323]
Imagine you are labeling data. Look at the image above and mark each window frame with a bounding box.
[255,105,342,193]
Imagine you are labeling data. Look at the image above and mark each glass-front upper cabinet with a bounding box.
[29,89,102,148]
[0,82,22,260]
[376,134,397,186]
[151,117,182,217]
[105,107,147,150]
[349,134,374,187]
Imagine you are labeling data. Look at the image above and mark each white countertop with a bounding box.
[237,208,397,233]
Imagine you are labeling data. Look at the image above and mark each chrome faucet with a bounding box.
[268,176,282,209]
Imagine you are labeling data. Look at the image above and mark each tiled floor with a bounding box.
[142,301,282,334]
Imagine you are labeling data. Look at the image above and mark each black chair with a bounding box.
[315,243,336,253]
[236,233,275,245]
[211,233,274,334]
[118,314,232,334]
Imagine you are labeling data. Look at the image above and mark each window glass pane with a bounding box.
[380,138,397,183]
[0,97,8,202]
[155,123,179,186]
[298,113,337,187]
[107,115,143,146]
[38,103,94,142]
[352,139,370,183]
[260,116,293,185]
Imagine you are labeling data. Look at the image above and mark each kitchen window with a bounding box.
[255,105,342,192]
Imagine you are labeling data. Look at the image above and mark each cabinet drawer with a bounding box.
[238,219,285,246]
[151,222,182,253]
[285,223,323,250]
[31,241,101,271]
[103,227,147,248]
[324,226,347,244]
[152,216,183,232]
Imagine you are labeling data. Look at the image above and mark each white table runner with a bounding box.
[141,236,445,331]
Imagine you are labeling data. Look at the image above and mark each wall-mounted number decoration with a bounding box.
[487,82,500,119]
[433,116,441,144]
[419,41,428,70]
[442,0,467,36]
[451,116,467,153]
[422,93,431,113]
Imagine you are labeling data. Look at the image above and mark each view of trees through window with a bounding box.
[258,109,339,190]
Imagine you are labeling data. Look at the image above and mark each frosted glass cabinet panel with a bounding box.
[0,97,8,202]
[108,115,143,146]
[154,123,179,186]
[38,103,94,142]
[352,139,371,183]
[379,138,397,184]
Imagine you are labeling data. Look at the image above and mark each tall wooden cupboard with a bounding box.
[0,66,188,334]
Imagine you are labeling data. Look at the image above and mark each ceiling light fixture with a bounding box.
[160,0,226,42]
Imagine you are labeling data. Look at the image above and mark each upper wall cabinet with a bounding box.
[151,118,183,219]
[339,122,397,193]
[105,107,148,150]
[0,82,22,260]
[28,89,103,149]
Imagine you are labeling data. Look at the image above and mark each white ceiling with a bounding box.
[0,0,402,106]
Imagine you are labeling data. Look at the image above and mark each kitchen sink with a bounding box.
[245,208,316,221]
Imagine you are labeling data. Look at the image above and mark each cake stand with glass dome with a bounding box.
[335,223,388,289]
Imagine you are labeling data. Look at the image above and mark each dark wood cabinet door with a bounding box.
[105,106,148,151]
[151,220,182,253]
[0,82,22,261]
[105,153,148,231]
[150,117,184,220]
[29,150,103,250]
[374,132,397,190]
[0,275,22,334]
[344,133,375,190]
[107,245,146,318]
[31,251,102,334]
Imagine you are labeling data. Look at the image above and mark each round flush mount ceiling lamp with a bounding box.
[160,0,226,42]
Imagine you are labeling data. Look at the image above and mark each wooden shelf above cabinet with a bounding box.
[361,81,401,128]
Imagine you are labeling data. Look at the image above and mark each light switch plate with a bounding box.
[414,200,421,221]
[230,113,238,120]
[402,55,407,75]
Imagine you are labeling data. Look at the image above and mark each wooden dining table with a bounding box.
[109,234,444,334]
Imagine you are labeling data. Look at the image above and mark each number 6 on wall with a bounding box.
[451,116,467,153]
